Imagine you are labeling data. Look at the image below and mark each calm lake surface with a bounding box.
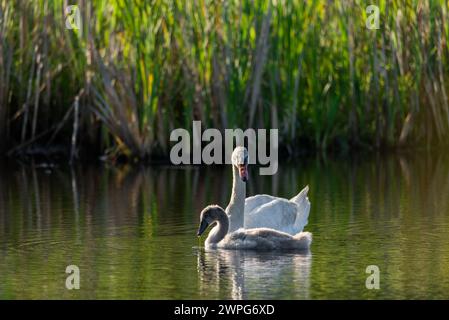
[1,153,449,299]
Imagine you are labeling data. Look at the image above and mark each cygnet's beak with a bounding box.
[238,164,248,182]
[197,219,209,237]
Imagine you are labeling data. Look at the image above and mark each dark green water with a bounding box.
[1,153,449,299]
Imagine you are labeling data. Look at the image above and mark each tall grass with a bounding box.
[1,0,449,160]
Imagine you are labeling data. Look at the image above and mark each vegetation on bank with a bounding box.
[1,0,449,161]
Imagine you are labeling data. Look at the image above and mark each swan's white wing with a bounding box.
[289,186,310,232]
[244,194,278,213]
[243,186,310,235]
[244,199,300,234]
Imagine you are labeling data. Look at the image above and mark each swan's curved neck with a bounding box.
[226,165,246,232]
[206,211,229,245]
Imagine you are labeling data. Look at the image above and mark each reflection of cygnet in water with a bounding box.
[197,248,312,299]
[197,205,312,250]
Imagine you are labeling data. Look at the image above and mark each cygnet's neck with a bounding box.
[226,165,246,232]
[206,209,229,245]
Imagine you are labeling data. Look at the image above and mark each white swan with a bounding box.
[197,205,312,250]
[227,146,310,235]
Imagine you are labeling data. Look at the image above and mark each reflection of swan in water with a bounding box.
[197,205,312,250]
[197,248,312,299]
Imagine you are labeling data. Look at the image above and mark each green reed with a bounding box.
[1,0,449,160]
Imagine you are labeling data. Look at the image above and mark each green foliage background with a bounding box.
[0,0,448,159]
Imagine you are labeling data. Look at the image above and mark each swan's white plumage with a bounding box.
[244,185,310,235]
[200,205,312,251]
[210,228,312,250]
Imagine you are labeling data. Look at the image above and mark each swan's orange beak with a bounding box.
[238,164,248,182]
